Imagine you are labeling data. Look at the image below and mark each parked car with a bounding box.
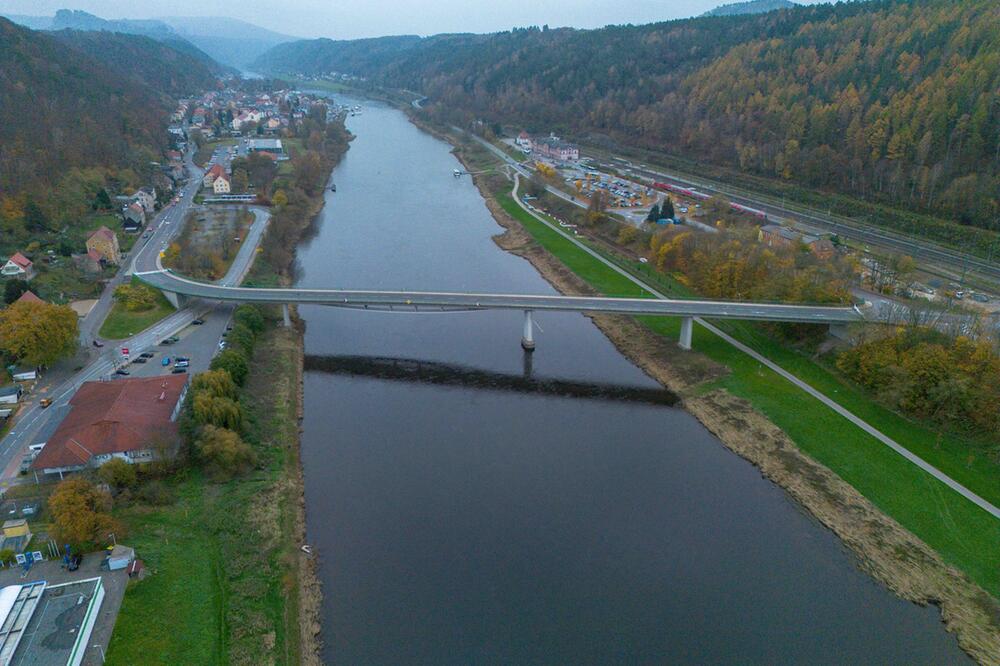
[171,367,188,374]
[140,352,155,359]
[174,361,189,369]
[175,357,190,363]
[132,358,147,364]
[162,357,171,366]
[115,369,130,376]
[192,319,204,325]
[92,340,104,348]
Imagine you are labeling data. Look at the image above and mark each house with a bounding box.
[86,227,121,265]
[31,375,189,477]
[0,519,31,553]
[203,163,226,188]
[11,367,37,382]
[758,224,835,260]
[2,253,34,280]
[131,187,156,213]
[13,291,43,306]
[122,202,145,232]
[516,131,532,149]
[213,173,232,194]
[531,134,579,161]
[247,138,284,158]
[0,386,22,406]
[73,248,103,274]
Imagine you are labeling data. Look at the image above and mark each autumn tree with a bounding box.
[0,301,78,366]
[587,190,608,225]
[113,284,157,311]
[197,425,256,478]
[191,369,239,400]
[192,392,244,430]
[48,479,119,546]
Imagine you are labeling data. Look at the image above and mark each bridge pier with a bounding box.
[679,316,693,350]
[282,304,291,328]
[521,310,535,351]
[163,290,184,309]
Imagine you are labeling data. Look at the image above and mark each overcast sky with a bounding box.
[0,0,828,39]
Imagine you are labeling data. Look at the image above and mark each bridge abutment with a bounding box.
[282,304,292,328]
[521,310,535,351]
[679,316,693,350]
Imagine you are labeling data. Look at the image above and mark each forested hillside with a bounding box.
[51,30,220,94]
[255,0,999,230]
[703,0,797,17]
[0,18,204,198]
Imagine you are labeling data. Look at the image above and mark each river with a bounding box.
[296,96,966,664]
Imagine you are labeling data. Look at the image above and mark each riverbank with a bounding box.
[438,129,1000,662]
[106,114,350,663]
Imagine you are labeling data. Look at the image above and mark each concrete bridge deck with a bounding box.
[136,268,862,350]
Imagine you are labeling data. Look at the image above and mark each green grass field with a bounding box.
[496,187,1000,597]
[98,278,175,340]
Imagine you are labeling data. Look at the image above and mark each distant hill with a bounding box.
[1,9,231,75]
[49,9,174,37]
[159,16,297,70]
[702,0,797,17]
[50,29,220,95]
[0,17,211,196]
[253,0,1000,233]
[253,34,422,75]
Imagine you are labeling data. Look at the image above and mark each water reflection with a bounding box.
[304,354,678,406]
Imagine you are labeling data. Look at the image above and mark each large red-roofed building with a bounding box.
[32,375,189,477]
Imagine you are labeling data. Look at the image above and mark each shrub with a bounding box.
[136,480,175,506]
[97,458,138,491]
[191,369,239,400]
[226,323,256,355]
[233,304,265,334]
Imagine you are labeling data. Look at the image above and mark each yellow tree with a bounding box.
[0,301,78,366]
[48,478,119,546]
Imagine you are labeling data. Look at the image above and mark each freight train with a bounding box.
[651,182,768,220]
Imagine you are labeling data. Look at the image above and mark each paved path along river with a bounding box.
[296,96,967,664]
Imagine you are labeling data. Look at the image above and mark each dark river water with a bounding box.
[296,96,966,664]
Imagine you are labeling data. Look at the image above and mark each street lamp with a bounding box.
[92,644,106,663]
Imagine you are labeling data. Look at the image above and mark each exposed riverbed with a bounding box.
[296,96,967,663]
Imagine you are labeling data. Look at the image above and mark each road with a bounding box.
[0,145,270,482]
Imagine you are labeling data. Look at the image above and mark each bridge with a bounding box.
[136,268,863,351]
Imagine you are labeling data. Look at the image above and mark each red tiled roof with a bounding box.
[32,375,187,470]
[14,291,42,305]
[88,226,116,243]
[208,163,226,179]
[7,252,31,269]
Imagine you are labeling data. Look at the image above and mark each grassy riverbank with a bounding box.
[492,186,1000,597]
[106,322,305,665]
